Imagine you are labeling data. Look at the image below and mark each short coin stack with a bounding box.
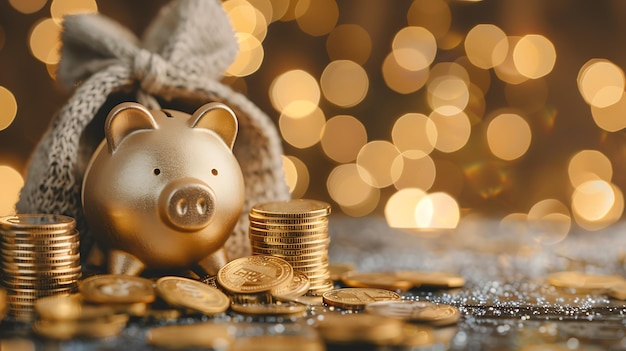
[249,199,333,295]
[0,214,81,320]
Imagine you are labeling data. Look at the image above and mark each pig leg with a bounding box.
[195,248,229,277]
[108,249,146,276]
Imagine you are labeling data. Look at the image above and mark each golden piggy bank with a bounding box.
[82,102,245,276]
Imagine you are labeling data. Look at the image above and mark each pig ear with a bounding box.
[105,102,158,153]
[190,102,238,150]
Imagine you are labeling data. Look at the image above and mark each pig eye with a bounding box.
[211,169,218,176]
[153,168,161,176]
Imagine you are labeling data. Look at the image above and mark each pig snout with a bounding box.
[159,178,216,231]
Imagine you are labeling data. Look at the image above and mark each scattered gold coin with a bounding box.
[394,270,465,289]
[156,276,230,316]
[230,301,307,317]
[546,271,625,291]
[146,322,234,350]
[231,334,325,351]
[316,312,405,345]
[322,287,401,310]
[365,300,461,326]
[607,280,626,300]
[341,271,413,291]
[32,314,129,340]
[79,274,155,304]
[272,270,311,301]
[217,255,293,295]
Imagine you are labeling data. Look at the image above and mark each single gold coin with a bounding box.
[316,312,405,345]
[146,322,234,350]
[394,270,465,289]
[156,276,230,316]
[217,255,293,294]
[546,271,624,290]
[608,280,626,300]
[230,301,307,316]
[232,334,325,351]
[322,288,401,310]
[341,271,413,291]
[365,300,461,326]
[32,314,129,340]
[79,274,155,304]
[251,199,331,218]
[272,270,311,300]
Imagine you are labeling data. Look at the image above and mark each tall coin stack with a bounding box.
[249,199,334,296]
[0,214,81,321]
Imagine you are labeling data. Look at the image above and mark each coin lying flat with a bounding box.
[546,271,624,291]
[232,334,325,351]
[146,322,234,350]
[251,199,331,218]
[341,271,413,291]
[217,255,293,294]
[272,270,311,301]
[230,301,307,317]
[322,288,401,310]
[156,276,229,316]
[79,274,155,304]
[32,314,129,340]
[365,300,461,326]
[316,312,405,345]
[394,270,465,289]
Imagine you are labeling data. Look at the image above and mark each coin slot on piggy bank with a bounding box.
[81,102,245,277]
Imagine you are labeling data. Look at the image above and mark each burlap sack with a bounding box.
[17,0,290,261]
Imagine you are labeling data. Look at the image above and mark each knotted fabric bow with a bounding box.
[17,0,290,260]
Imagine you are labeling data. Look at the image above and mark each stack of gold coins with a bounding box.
[249,199,333,295]
[0,214,81,320]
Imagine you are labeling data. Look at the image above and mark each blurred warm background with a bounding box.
[2,0,626,241]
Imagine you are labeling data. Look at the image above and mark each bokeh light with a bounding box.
[0,87,18,132]
[279,106,325,148]
[385,188,428,228]
[320,115,367,164]
[326,24,372,65]
[327,163,378,214]
[393,154,436,191]
[0,166,24,216]
[28,18,62,64]
[224,0,268,42]
[282,155,309,199]
[493,36,528,85]
[270,70,320,117]
[427,75,469,116]
[571,180,623,231]
[226,33,264,77]
[513,34,556,79]
[415,192,460,229]
[577,59,624,108]
[356,141,403,188]
[464,24,508,69]
[294,0,338,36]
[429,110,471,153]
[567,150,613,188]
[486,113,532,161]
[50,0,98,23]
[391,113,437,158]
[527,199,571,245]
[382,52,430,94]
[406,0,451,41]
[392,26,437,72]
[9,0,47,14]
[590,93,626,132]
[320,60,369,108]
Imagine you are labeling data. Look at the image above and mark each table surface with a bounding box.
[2,215,626,350]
